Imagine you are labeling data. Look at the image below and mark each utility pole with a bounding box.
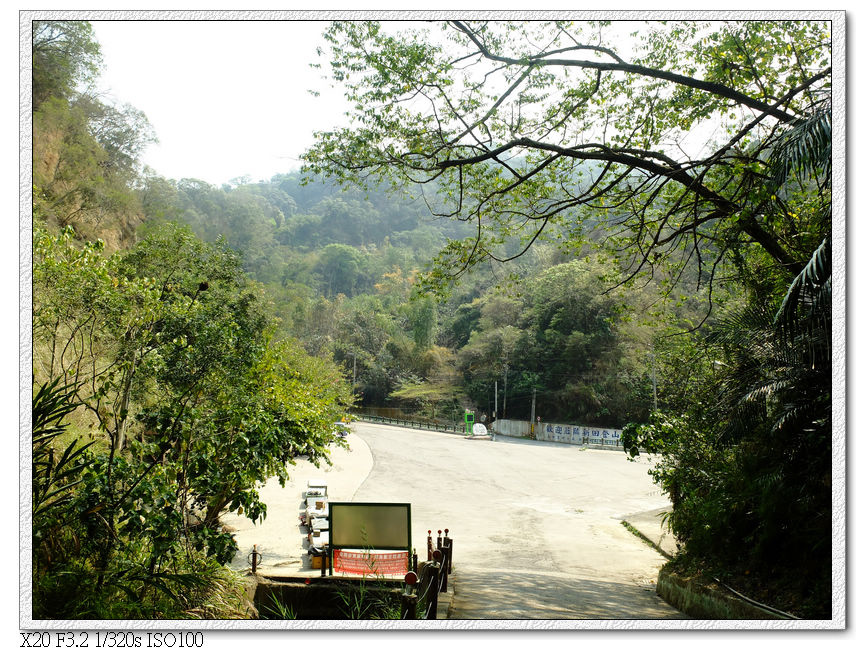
[502,363,508,419]
[530,387,536,436]
[494,380,498,420]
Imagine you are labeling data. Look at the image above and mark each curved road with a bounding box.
[225,421,684,620]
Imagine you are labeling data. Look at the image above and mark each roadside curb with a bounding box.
[620,508,678,558]
[620,512,796,620]
[655,565,794,620]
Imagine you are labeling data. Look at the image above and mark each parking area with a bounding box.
[224,421,684,619]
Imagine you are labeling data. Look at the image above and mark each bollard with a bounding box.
[400,592,418,620]
[439,544,450,593]
[427,530,433,561]
[249,544,260,574]
[429,550,443,618]
[437,529,442,550]
[444,529,452,575]
[402,570,419,619]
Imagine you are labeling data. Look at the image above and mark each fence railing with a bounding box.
[355,413,464,434]
[353,414,624,448]
[399,529,453,620]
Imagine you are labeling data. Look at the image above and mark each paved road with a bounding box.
[351,422,683,620]
[224,421,684,620]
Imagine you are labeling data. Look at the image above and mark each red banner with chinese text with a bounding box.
[333,549,409,575]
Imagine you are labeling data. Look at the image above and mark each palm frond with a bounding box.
[32,378,93,518]
[768,105,832,189]
[774,236,831,368]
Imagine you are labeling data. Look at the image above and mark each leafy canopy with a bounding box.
[303,20,831,302]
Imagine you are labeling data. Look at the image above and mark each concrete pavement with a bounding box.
[222,432,374,577]
[224,421,684,619]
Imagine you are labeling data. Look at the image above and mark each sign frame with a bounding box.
[327,502,412,576]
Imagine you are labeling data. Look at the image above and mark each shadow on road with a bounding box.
[450,567,685,620]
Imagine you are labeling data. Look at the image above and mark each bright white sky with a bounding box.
[88,18,711,188]
[90,20,353,186]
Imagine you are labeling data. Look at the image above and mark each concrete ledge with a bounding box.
[656,565,789,620]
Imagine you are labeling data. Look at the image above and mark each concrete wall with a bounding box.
[492,418,624,447]
[491,419,532,437]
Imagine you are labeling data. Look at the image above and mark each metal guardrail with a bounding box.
[354,413,463,434]
[355,415,635,451]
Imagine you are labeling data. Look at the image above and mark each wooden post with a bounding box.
[444,529,452,574]
[427,530,433,561]
[251,545,258,574]
[428,582,439,619]
[400,592,418,620]
[429,550,443,618]
[437,529,442,550]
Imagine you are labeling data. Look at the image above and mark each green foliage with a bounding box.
[315,243,369,297]
[261,593,297,620]
[32,224,353,618]
[32,378,93,529]
[33,21,155,245]
[33,21,103,109]
[622,246,831,617]
[453,258,661,425]
[304,20,831,306]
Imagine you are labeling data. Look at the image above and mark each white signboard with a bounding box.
[472,423,488,436]
[329,502,411,549]
[539,422,623,445]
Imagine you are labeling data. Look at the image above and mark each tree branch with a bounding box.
[451,20,806,124]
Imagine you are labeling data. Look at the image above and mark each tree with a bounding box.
[619,104,833,617]
[32,21,102,109]
[315,243,368,297]
[619,254,831,616]
[303,20,831,307]
[389,347,466,420]
[33,21,156,245]
[408,295,438,351]
[32,223,354,616]
[77,95,157,178]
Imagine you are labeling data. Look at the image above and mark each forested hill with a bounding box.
[133,168,679,428]
[139,171,472,296]
[29,18,718,431]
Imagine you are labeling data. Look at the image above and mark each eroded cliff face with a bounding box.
[32,103,147,253]
[78,212,146,253]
